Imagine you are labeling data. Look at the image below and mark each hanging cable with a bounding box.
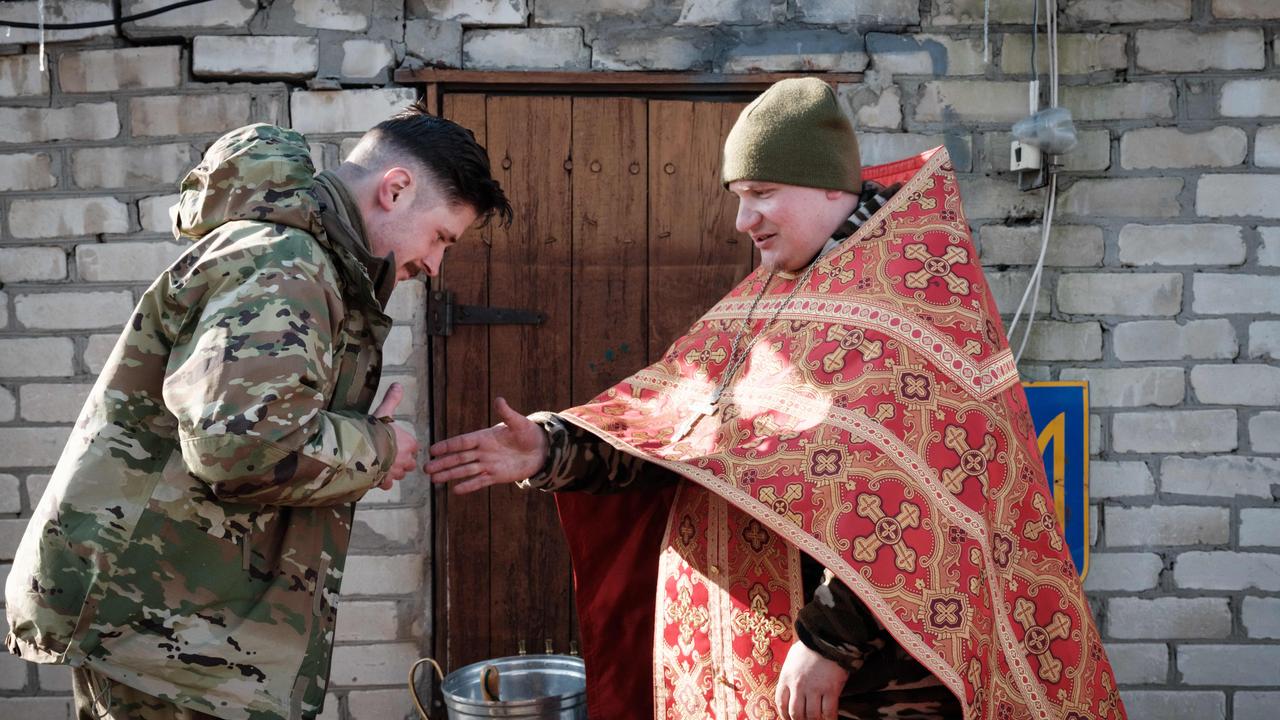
[0,0,214,29]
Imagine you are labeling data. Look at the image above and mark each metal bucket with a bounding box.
[412,655,587,719]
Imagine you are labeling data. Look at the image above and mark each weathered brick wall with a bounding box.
[0,0,1277,718]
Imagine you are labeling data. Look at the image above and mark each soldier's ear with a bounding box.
[375,167,414,210]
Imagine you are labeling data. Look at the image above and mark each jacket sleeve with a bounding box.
[162,234,397,507]
[518,412,670,494]
[794,566,882,672]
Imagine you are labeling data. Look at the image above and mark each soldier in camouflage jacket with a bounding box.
[5,106,510,720]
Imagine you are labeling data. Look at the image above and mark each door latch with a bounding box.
[426,290,546,336]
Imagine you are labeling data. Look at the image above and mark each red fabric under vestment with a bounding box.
[554,147,1126,720]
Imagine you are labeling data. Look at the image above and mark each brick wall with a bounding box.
[1,0,1277,718]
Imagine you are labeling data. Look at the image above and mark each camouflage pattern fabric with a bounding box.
[525,414,960,719]
[5,124,397,720]
[73,665,227,720]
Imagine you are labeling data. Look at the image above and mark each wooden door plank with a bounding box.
[647,100,752,362]
[571,96,649,402]
[436,92,494,671]
[485,94,575,659]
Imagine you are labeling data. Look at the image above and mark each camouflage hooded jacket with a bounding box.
[5,125,397,720]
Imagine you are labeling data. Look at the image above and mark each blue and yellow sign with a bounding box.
[1024,382,1089,579]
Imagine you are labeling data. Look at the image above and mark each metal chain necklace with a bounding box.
[672,260,821,441]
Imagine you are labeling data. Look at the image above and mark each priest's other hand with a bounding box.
[425,397,549,494]
[776,641,849,720]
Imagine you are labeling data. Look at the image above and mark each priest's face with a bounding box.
[729,180,857,273]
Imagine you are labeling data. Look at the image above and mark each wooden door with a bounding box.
[431,94,750,671]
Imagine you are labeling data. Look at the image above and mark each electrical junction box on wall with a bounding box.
[1010,140,1043,171]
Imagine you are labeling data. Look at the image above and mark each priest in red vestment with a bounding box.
[428,78,1126,720]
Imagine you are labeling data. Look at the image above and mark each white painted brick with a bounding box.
[76,242,185,282]
[84,334,119,375]
[595,32,705,72]
[0,0,114,43]
[385,280,425,324]
[193,36,319,79]
[978,225,1103,267]
[9,197,129,239]
[334,600,399,643]
[0,519,25,560]
[290,89,417,135]
[0,697,71,719]
[27,475,52,507]
[329,642,418,686]
[1241,509,1280,547]
[1001,33,1126,76]
[1193,274,1280,314]
[0,646,28,688]
[1064,0,1190,22]
[358,480,403,505]
[1060,367,1183,407]
[956,175,1045,220]
[0,153,57,192]
[14,292,134,331]
[409,0,527,24]
[1221,79,1280,118]
[1112,410,1237,454]
[341,39,395,79]
[1250,321,1280,360]
[1178,645,1280,685]
[1106,506,1229,546]
[131,95,252,138]
[866,33,986,76]
[36,664,72,692]
[1213,0,1280,18]
[352,507,419,547]
[1242,598,1280,639]
[1136,29,1265,72]
[1058,273,1182,316]
[1118,224,1245,266]
[346,688,415,720]
[1,292,7,330]
[0,248,67,283]
[1082,552,1161,591]
[1118,691,1223,720]
[0,389,13,424]
[0,338,75,378]
[1103,643,1167,685]
[1019,321,1102,361]
[293,0,369,30]
[984,270,1050,317]
[1263,228,1280,267]
[1237,692,1280,720]
[914,81,1028,123]
[797,0,918,24]
[71,145,192,190]
[19,384,91,423]
[58,46,181,92]
[1192,364,1280,406]
[0,427,72,468]
[342,555,423,595]
[1062,83,1176,121]
[1090,413,1102,455]
[0,103,119,144]
[1091,461,1154,498]
[315,695,340,720]
[383,326,413,367]
[139,194,180,234]
[1175,552,1280,591]
[405,19,463,68]
[858,132,963,168]
[1113,320,1238,362]
[125,0,256,28]
[726,30,872,74]
[674,0,773,25]
[1107,597,1231,639]
[464,28,590,71]
[1121,127,1247,170]
[1163,455,1280,498]
[0,474,18,512]
[1060,178,1182,218]
[929,0,1033,25]
[0,54,49,96]
[1248,413,1280,454]
[1197,174,1280,218]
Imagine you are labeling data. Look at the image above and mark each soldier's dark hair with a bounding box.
[369,100,513,228]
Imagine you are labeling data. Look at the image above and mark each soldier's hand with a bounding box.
[776,641,848,720]
[425,397,548,494]
[374,383,419,491]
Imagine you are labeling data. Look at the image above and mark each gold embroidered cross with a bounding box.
[852,494,921,572]
[1013,597,1072,683]
[904,244,971,294]
[941,425,998,494]
[731,593,787,666]
[665,584,710,648]
[1022,493,1064,551]
[822,325,883,372]
[757,484,805,526]
[683,345,727,369]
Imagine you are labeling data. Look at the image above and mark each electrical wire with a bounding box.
[0,0,214,29]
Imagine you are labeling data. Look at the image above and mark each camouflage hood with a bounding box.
[173,124,323,241]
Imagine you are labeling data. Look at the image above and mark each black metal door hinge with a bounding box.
[426,290,546,336]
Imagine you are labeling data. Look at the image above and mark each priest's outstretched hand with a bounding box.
[776,641,849,720]
[425,397,549,494]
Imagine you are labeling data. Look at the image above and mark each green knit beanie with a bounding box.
[721,77,861,193]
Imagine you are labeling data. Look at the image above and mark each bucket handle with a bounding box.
[409,657,445,720]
